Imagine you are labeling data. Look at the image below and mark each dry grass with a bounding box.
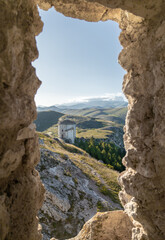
[76,128,113,138]
[37,132,121,204]
[43,124,113,139]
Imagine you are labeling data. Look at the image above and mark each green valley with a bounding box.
[35,107,127,148]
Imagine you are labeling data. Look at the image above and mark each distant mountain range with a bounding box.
[35,96,127,147]
[37,97,128,112]
[35,105,127,147]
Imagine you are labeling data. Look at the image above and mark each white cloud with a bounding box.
[56,92,127,106]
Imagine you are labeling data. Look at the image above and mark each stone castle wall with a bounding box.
[58,124,76,143]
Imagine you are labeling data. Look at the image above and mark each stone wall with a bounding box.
[0,0,165,239]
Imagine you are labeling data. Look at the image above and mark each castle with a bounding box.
[58,119,76,143]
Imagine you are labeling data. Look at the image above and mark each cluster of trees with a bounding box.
[75,137,125,172]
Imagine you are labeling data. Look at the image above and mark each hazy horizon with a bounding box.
[37,92,127,107]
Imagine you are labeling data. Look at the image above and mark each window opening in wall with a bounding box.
[33,7,127,240]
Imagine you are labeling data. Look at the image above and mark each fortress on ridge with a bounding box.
[58,119,76,143]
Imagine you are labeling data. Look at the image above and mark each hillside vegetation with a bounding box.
[37,132,122,239]
[34,111,64,131]
[35,107,127,148]
[38,132,121,204]
[45,114,124,147]
[75,137,125,172]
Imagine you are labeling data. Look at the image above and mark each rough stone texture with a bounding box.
[0,1,45,239]
[118,12,165,240]
[1,0,165,240]
[66,210,133,240]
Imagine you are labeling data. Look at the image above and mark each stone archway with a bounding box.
[0,0,165,240]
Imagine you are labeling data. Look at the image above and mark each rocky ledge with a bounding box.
[51,210,133,240]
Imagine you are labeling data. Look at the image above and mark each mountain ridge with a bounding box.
[37,97,128,112]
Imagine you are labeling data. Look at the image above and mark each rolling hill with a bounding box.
[43,114,124,147]
[34,111,64,131]
[60,107,127,124]
[35,106,127,148]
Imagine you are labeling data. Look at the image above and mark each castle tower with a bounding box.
[58,119,76,143]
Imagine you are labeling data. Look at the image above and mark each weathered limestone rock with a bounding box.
[0,196,10,240]
[0,146,25,179]
[0,0,165,240]
[68,210,133,240]
[118,10,165,240]
[0,1,44,239]
[17,123,36,141]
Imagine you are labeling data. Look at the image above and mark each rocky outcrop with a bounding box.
[0,0,165,240]
[51,211,133,240]
[37,136,121,239]
[0,1,45,240]
[118,11,165,240]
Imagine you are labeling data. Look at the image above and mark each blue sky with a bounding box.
[33,7,126,106]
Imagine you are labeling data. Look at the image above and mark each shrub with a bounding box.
[97,201,105,212]
[59,153,68,160]
[64,169,72,177]
[73,177,78,185]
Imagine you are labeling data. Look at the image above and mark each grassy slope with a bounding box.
[76,128,113,138]
[35,107,126,140]
[44,114,120,139]
[61,107,127,123]
[38,132,121,204]
[34,111,64,132]
[44,125,114,139]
